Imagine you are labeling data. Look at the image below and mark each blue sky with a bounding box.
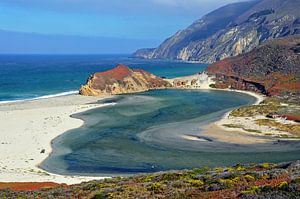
[0,0,244,53]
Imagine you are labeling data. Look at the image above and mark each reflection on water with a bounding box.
[41,90,300,176]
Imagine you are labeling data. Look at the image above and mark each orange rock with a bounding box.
[79,64,172,96]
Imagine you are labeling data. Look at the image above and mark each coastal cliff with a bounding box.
[79,64,172,96]
[133,0,300,63]
[79,64,217,96]
[81,35,300,97]
[206,35,300,97]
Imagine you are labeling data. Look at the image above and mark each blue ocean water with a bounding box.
[0,54,207,102]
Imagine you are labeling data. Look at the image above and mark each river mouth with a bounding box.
[41,89,300,177]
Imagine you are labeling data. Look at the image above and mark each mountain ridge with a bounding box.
[133,0,300,63]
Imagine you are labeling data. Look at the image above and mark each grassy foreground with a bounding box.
[1,161,299,199]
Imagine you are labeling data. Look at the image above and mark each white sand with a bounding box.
[214,89,294,137]
[0,94,113,184]
[181,135,207,142]
[0,80,286,184]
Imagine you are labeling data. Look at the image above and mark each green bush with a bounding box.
[209,84,216,88]
[241,186,261,195]
[148,182,162,193]
[244,174,256,182]
[92,192,106,199]
[278,181,289,190]
[187,179,204,187]
[261,163,270,169]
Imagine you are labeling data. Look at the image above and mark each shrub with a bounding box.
[261,163,270,169]
[143,174,158,182]
[209,84,216,88]
[244,174,256,182]
[222,124,243,128]
[187,179,204,187]
[240,186,261,195]
[92,192,106,199]
[292,177,300,183]
[192,167,209,175]
[215,167,224,173]
[218,179,234,188]
[236,165,246,171]
[278,181,289,190]
[148,182,162,193]
[161,173,180,181]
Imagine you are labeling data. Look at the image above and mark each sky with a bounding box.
[0,0,245,54]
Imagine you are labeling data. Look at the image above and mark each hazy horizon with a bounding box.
[0,0,246,54]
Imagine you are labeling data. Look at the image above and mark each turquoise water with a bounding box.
[41,90,300,176]
[0,54,207,102]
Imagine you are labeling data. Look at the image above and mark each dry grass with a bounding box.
[255,119,300,136]
[230,98,282,117]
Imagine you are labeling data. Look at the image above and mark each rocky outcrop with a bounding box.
[133,48,155,59]
[169,73,215,90]
[133,0,300,63]
[206,35,300,97]
[79,64,172,96]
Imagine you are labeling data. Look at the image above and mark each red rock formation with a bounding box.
[206,36,300,96]
[79,64,172,96]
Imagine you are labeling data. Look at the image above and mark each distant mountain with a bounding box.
[133,0,300,63]
[206,35,300,97]
[0,30,158,54]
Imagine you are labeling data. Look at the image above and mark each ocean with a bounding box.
[0,54,207,103]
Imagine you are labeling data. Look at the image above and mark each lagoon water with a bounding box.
[41,90,300,176]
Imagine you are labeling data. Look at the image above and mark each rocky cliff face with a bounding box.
[206,35,300,97]
[133,0,300,63]
[79,64,172,96]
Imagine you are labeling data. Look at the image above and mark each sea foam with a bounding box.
[0,90,79,104]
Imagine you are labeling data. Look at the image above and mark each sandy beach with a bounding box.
[0,88,280,184]
[0,94,113,184]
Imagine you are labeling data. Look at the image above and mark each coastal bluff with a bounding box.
[206,35,300,97]
[79,64,215,96]
[79,64,172,96]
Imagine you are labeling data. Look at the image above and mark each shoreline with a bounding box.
[212,88,265,133]
[0,88,282,184]
[0,94,113,184]
[181,88,270,144]
[0,90,79,105]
